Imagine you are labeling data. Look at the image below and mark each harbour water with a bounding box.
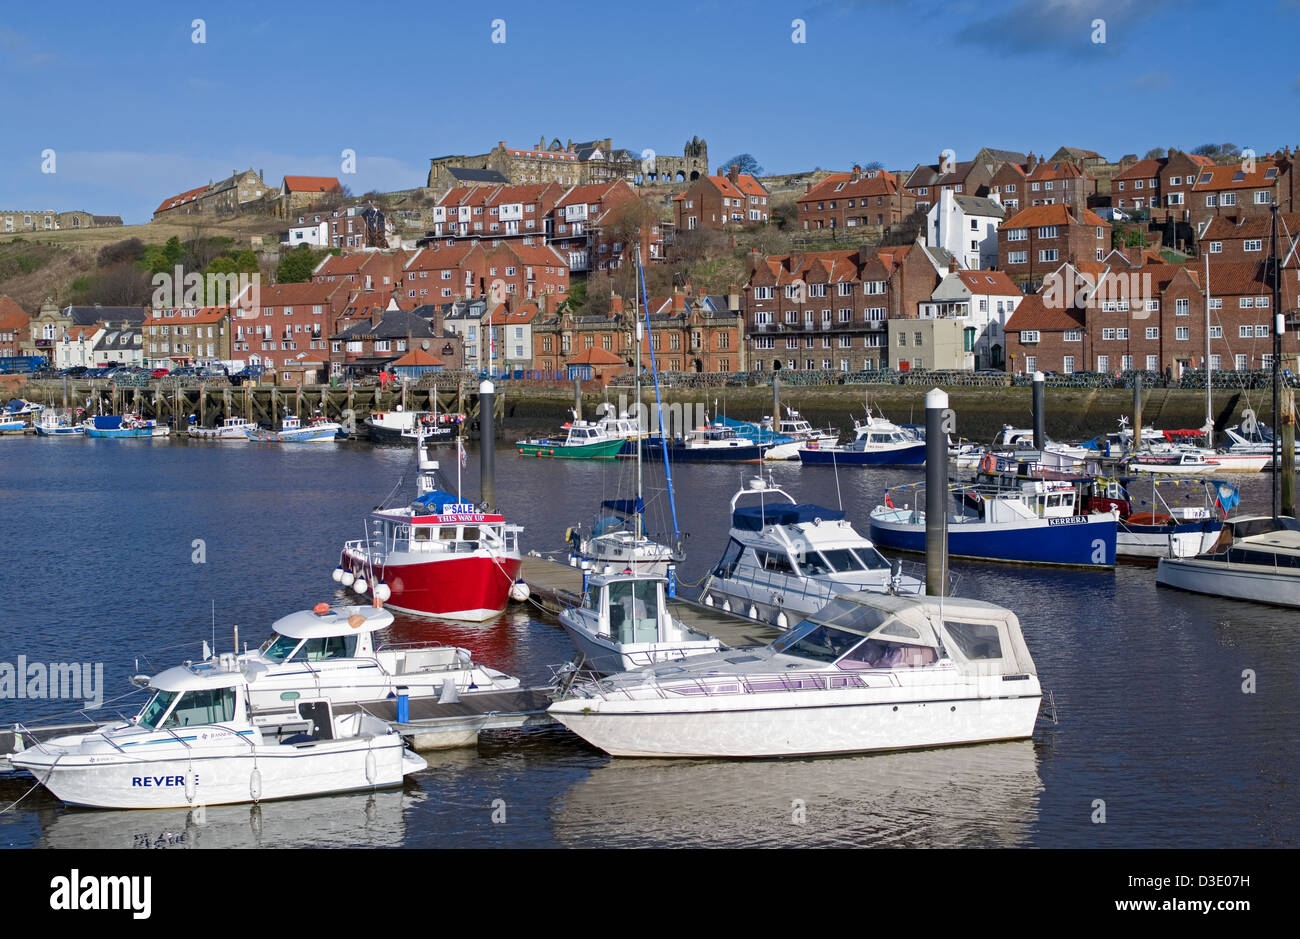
[0,435,1296,848]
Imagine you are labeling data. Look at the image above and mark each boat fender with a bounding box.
[249,767,263,802]
[776,612,789,630]
[332,568,345,583]
[814,517,822,526]
[509,581,530,602]
[748,605,758,619]
[341,571,355,587]
[365,750,377,786]
[374,583,392,602]
[721,599,731,613]
[703,594,714,607]
[348,614,366,629]
[354,578,368,595]
[184,768,196,804]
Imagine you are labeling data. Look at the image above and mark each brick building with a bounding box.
[0,296,28,358]
[744,242,946,373]
[1201,213,1300,263]
[796,166,912,232]
[425,183,567,242]
[1024,156,1095,211]
[1003,294,1088,376]
[673,166,770,232]
[239,280,350,372]
[153,169,270,220]
[550,180,658,273]
[144,305,233,367]
[1190,152,1298,234]
[998,204,1111,286]
[398,241,568,308]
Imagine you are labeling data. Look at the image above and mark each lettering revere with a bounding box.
[131,775,196,787]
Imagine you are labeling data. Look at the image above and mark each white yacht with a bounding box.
[697,478,923,629]
[235,603,520,712]
[559,570,720,673]
[549,591,1043,758]
[797,410,925,466]
[188,416,257,440]
[758,409,839,460]
[7,657,425,809]
[1156,515,1300,608]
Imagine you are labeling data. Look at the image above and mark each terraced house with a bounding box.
[1190,150,1299,234]
[398,241,568,307]
[998,204,1110,287]
[1200,213,1300,263]
[744,242,946,373]
[673,165,770,231]
[796,166,911,231]
[240,280,350,373]
[145,306,232,367]
[549,181,658,273]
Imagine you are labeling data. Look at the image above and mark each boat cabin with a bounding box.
[580,572,682,645]
[135,660,251,731]
[372,489,518,555]
[256,604,393,664]
[772,591,1038,678]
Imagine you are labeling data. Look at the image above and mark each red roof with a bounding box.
[1192,161,1280,192]
[283,176,343,194]
[1005,294,1085,332]
[567,346,625,366]
[0,295,28,330]
[799,171,901,204]
[392,348,444,368]
[1027,161,1086,181]
[154,185,207,215]
[1001,204,1107,229]
[952,271,1021,295]
[1113,159,1165,181]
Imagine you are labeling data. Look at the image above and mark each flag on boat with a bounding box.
[885,492,894,509]
[1215,482,1240,515]
[457,435,467,468]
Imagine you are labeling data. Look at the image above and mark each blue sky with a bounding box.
[3,0,1298,224]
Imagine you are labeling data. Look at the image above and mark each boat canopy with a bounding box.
[732,503,845,531]
[91,415,123,429]
[599,498,644,517]
[270,604,394,639]
[148,662,248,693]
[410,489,468,512]
[800,591,1038,677]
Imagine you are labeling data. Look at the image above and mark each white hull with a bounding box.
[551,683,1041,758]
[1156,557,1300,608]
[762,442,803,461]
[1119,529,1219,559]
[11,730,420,809]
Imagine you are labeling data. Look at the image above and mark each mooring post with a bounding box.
[1133,374,1144,452]
[573,378,582,422]
[1032,370,1045,452]
[772,374,781,423]
[479,379,496,511]
[925,387,948,597]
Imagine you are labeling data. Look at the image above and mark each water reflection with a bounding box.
[552,740,1042,848]
[32,785,412,849]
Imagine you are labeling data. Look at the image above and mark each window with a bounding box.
[1038,226,1058,239]
[1176,326,1189,341]
[1244,239,1262,252]
[1097,355,1109,371]
[1007,228,1027,241]
[1167,192,1184,205]
[1255,191,1272,205]
[1063,356,1075,373]
[1020,330,1040,343]
[1176,299,1189,315]
[1146,355,1159,371]
[1255,324,1269,338]
[1221,193,1236,206]
[1145,327,1159,339]
[1235,354,1248,370]
[1209,355,1221,370]
[1205,195,1218,207]
[1038,249,1058,262]
[1102,328,1116,341]
[1209,326,1222,339]
[1064,330,1081,342]
[1117,328,1129,340]
[1239,325,1253,338]
[1008,251,1027,265]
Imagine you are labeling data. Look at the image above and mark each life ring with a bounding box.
[980,453,997,474]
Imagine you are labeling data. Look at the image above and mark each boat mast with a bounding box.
[1204,252,1213,440]
[1271,204,1282,521]
[634,256,644,549]
[639,240,679,542]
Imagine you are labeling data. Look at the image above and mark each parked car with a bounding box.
[150,367,170,379]
[168,367,198,378]
[228,364,267,386]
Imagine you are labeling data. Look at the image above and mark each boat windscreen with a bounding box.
[260,633,302,664]
[136,689,179,730]
[771,621,865,663]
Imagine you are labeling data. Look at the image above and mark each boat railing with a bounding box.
[575,668,895,702]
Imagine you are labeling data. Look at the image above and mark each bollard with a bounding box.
[924,388,948,597]
[1031,371,1045,452]
[479,379,495,511]
[772,374,781,425]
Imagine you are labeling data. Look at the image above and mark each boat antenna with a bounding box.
[211,599,216,659]
[638,241,678,541]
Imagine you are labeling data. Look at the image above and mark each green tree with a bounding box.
[722,153,764,176]
[276,244,320,283]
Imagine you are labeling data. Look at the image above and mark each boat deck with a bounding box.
[520,555,781,649]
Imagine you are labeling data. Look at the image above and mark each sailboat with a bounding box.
[569,276,683,576]
[1157,205,1300,605]
[558,238,718,672]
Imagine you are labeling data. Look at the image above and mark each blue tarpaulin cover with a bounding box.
[732,503,843,531]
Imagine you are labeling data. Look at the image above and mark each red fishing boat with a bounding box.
[335,433,523,621]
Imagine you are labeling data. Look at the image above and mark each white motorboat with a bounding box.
[7,656,425,809]
[758,409,838,460]
[1122,448,1221,474]
[236,603,520,711]
[1156,515,1300,608]
[34,410,84,436]
[697,477,923,629]
[559,570,720,673]
[188,416,256,440]
[797,410,925,466]
[245,413,342,443]
[549,590,1043,758]
[364,407,458,444]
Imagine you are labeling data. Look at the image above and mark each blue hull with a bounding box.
[869,511,1117,567]
[85,428,159,438]
[799,443,927,466]
[639,438,765,463]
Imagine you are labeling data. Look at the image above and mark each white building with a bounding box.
[927,189,1005,270]
[283,219,328,247]
[919,270,1024,370]
[54,326,102,368]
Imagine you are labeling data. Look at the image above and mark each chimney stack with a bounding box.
[851,165,861,181]
[728,164,740,184]
[611,294,624,314]
[1027,152,1038,170]
[672,290,686,314]
[728,284,740,312]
